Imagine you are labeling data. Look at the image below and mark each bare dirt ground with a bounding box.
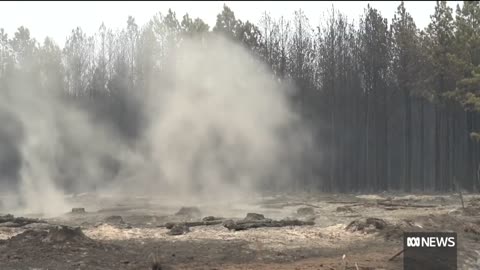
[0,192,479,270]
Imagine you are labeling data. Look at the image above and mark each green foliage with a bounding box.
[181,14,209,37]
[446,70,480,111]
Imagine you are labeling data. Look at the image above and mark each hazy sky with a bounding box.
[0,1,462,47]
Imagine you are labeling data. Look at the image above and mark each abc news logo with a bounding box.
[403,232,457,270]
[406,236,456,248]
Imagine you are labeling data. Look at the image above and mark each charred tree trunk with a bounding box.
[420,98,425,191]
[404,88,412,191]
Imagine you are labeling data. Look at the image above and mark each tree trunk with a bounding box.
[330,75,336,192]
[420,98,425,191]
[434,105,441,191]
[404,87,412,191]
[365,92,370,192]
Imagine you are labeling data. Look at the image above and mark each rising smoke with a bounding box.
[0,34,312,217]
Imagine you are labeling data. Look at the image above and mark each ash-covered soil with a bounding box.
[0,192,479,270]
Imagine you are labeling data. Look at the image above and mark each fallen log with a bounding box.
[389,249,405,261]
[338,214,361,218]
[164,220,224,229]
[326,201,361,205]
[274,202,322,209]
[376,200,437,208]
[299,203,322,209]
[0,214,46,227]
[223,218,314,231]
[261,201,323,209]
[384,207,401,211]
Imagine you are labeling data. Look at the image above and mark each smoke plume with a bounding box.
[0,34,311,216]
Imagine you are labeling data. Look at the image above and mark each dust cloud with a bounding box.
[0,34,312,217]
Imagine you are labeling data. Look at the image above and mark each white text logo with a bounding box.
[406,236,456,248]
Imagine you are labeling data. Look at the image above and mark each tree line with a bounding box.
[1,1,480,193]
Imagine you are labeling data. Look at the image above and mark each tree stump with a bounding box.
[175,207,201,218]
[168,224,190,235]
[297,207,315,216]
[244,213,265,221]
[71,208,86,214]
[104,215,125,225]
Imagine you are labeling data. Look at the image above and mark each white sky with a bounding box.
[0,1,462,47]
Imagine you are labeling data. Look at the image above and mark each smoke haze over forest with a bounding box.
[1,1,480,216]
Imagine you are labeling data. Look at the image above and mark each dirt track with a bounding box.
[0,193,479,270]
